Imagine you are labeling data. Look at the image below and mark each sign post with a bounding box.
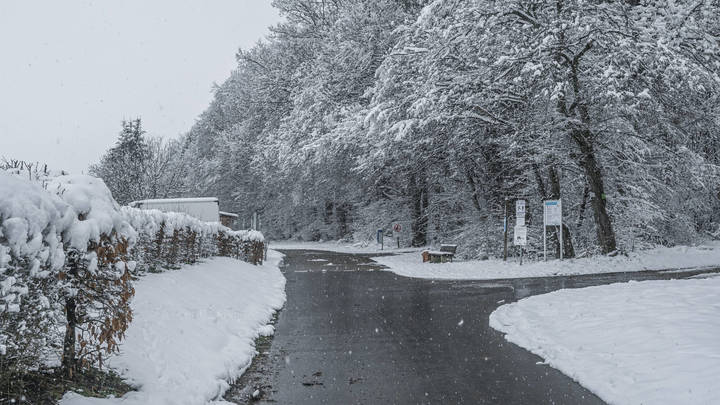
[514,199,527,265]
[392,223,402,248]
[543,199,563,260]
[513,224,527,265]
[377,229,384,250]
[503,199,508,261]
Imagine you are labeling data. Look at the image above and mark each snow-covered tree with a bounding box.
[90,119,149,205]
[95,0,720,256]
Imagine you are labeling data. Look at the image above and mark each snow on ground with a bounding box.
[373,244,720,280]
[61,251,286,405]
[489,277,720,405]
[269,239,420,254]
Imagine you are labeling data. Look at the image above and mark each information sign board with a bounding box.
[514,225,527,246]
[544,200,562,226]
[516,200,526,226]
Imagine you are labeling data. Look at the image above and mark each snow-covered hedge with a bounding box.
[47,175,137,375]
[0,171,264,380]
[120,206,264,272]
[0,172,73,372]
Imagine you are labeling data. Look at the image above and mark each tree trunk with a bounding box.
[572,131,617,253]
[577,182,589,229]
[62,250,83,379]
[409,173,428,247]
[62,296,77,379]
[324,201,334,224]
[465,169,486,218]
[559,41,617,254]
[335,202,350,239]
[548,167,575,258]
[532,164,547,200]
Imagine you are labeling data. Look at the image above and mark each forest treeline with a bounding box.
[92,0,720,258]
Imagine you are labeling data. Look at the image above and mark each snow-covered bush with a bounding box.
[48,175,136,376]
[0,171,72,377]
[120,207,265,272]
[1,171,265,382]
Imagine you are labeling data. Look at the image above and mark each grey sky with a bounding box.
[0,1,280,174]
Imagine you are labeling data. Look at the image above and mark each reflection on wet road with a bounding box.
[227,250,718,405]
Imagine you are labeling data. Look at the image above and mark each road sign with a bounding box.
[543,200,563,260]
[516,199,526,226]
[392,224,402,248]
[544,200,562,226]
[514,225,527,246]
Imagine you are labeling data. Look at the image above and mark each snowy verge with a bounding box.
[61,251,286,405]
[269,239,420,254]
[372,244,720,280]
[489,277,720,405]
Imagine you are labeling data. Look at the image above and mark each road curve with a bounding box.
[225,249,717,404]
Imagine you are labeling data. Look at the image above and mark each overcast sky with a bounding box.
[0,1,280,174]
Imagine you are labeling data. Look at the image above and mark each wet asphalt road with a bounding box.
[225,250,719,405]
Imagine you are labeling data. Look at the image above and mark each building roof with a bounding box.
[219,211,239,218]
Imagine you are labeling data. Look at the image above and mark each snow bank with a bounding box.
[489,277,720,405]
[373,244,720,280]
[61,251,286,405]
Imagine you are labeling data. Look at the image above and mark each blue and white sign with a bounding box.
[544,200,562,226]
[543,199,563,260]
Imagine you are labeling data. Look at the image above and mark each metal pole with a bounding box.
[543,202,547,261]
[503,198,508,261]
[559,199,564,260]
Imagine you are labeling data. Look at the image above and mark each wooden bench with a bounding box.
[422,244,458,263]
